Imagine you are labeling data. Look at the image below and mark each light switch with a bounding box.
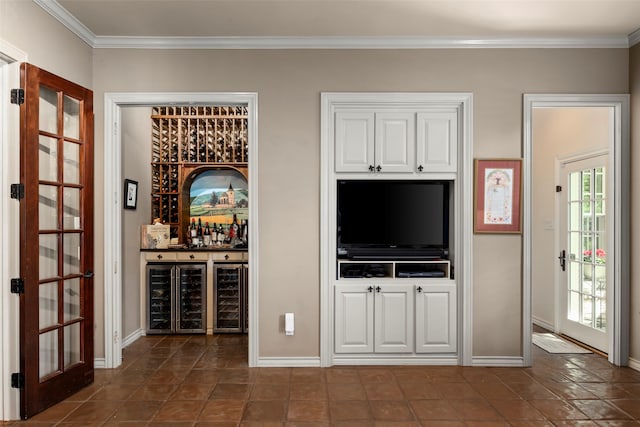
[285,313,294,336]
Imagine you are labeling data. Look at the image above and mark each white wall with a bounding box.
[92,48,628,358]
[121,107,152,340]
[531,107,611,330]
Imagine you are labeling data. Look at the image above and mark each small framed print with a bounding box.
[124,179,138,210]
[474,159,522,234]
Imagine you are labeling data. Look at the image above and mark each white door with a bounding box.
[334,111,374,172]
[559,154,609,352]
[334,284,374,353]
[415,284,457,353]
[374,112,414,173]
[374,285,414,353]
[416,110,458,173]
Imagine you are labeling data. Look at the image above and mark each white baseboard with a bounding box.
[628,356,640,372]
[122,329,144,348]
[257,357,321,367]
[532,316,554,332]
[94,358,106,369]
[472,356,525,367]
[332,357,458,366]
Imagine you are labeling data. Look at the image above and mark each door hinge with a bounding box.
[11,373,24,389]
[10,278,24,294]
[10,88,24,105]
[556,185,562,193]
[10,183,24,200]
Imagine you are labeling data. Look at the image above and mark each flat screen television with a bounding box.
[337,180,450,259]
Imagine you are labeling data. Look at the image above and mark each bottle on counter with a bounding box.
[203,222,212,246]
[189,218,198,246]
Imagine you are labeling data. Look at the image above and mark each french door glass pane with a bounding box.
[39,282,58,329]
[63,95,80,139]
[63,142,80,184]
[39,86,57,134]
[39,234,58,280]
[63,187,80,230]
[568,291,580,321]
[63,278,81,321]
[39,185,58,230]
[39,135,58,182]
[39,330,58,380]
[63,233,81,276]
[64,323,81,368]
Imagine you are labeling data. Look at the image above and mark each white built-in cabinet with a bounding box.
[334,284,414,353]
[334,282,456,355]
[335,109,457,174]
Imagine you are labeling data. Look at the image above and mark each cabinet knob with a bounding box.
[157,254,163,259]
[376,165,382,172]
[190,254,195,259]
[224,254,229,260]
[418,165,424,172]
[368,286,373,293]
[368,165,374,172]
[375,286,381,293]
[417,286,423,293]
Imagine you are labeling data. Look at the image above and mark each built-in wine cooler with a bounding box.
[147,263,207,334]
[214,263,248,333]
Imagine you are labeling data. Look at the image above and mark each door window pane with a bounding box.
[63,233,81,276]
[39,234,58,280]
[64,323,81,368]
[39,86,58,134]
[63,142,80,184]
[39,135,58,182]
[63,278,81,321]
[63,95,80,139]
[39,185,58,230]
[39,330,58,380]
[39,282,58,329]
[63,187,80,230]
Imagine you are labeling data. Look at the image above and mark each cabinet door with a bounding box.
[375,112,415,173]
[415,284,457,353]
[416,111,458,173]
[335,111,375,172]
[335,285,374,353]
[374,285,414,353]
[214,264,242,332]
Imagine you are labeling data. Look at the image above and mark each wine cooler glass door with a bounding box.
[147,264,174,333]
[176,264,206,333]
[215,264,242,332]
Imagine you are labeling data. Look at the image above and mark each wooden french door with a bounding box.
[18,63,94,419]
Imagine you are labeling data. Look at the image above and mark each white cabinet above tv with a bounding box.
[334,107,458,174]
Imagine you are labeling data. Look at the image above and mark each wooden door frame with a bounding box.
[523,94,630,366]
[103,92,259,368]
[0,40,27,422]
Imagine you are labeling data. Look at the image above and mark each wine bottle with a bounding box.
[203,222,212,246]
[190,218,199,247]
[212,223,218,244]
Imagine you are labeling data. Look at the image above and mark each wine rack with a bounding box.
[151,106,249,238]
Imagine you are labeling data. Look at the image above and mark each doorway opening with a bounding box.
[524,95,630,367]
[104,93,259,369]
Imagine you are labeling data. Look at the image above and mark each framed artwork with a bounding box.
[474,159,522,234]
[124,179,138,210]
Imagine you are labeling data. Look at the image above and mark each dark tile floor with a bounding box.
[5,333,640,426]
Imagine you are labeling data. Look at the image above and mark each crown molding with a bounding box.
[34,0,633,50]
[629,28,640,47]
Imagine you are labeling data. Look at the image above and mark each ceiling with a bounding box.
[37,0,640,49]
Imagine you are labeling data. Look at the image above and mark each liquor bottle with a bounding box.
[203,222,212,246]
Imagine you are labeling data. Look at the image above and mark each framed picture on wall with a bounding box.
[124,179,138,210]
[474,159,522,234]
